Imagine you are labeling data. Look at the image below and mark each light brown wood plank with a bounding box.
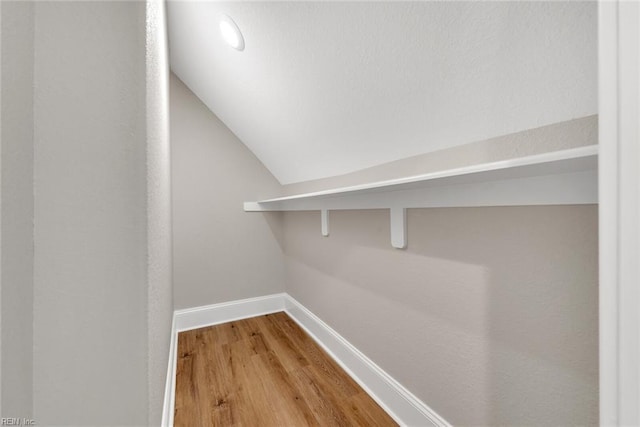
[175,312,398,427]
[252,351,319,426]
[346,392,399,427]
[175,331,214,427]
[260,313,311,371]
[289,366,355,426]
[268,313,361,397]
[227,338,279,426]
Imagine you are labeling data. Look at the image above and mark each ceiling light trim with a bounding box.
[219,14,245,51]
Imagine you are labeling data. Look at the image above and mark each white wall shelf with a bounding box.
[244,145,598,248]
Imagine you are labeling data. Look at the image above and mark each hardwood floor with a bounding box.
[175,312,398,427]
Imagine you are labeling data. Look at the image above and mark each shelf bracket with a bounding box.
[321,209,329,237]
[390,208,407,249]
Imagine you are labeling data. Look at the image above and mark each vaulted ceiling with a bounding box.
[167,1,596,184]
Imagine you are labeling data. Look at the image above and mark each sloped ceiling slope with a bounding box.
[168,1,596,184]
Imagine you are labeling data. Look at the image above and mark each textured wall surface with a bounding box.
[146,0,173,424]
[168,4,599,421]
[170,78,599,423]
[0,1,34,418]
[169,1,596,183]
[283,115,597,195]
[32,2,149,424]
[170,73,284,309]
[284,207,598,426]
[277,114,598,426]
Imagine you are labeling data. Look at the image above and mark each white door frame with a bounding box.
[598,1,640,425]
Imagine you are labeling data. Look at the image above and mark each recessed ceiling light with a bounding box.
[219,15,244,51]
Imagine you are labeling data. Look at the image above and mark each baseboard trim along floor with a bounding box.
[162,293,450,427]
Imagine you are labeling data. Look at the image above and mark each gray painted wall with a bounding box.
[1,1,34,418]
[283,115,597,195]
[0,1,597,423]
[279,116,599,424]
[146,1,173,424]
[32,2,151,424]
[283,206,598,425]
[0,1,171,423]
[170,65,599,423]
[170,76,599,424]
[171,74,284,309]
[0,2,172,423]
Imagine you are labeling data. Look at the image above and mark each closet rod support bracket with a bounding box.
[390,207,407,249]
[321,209,329,237]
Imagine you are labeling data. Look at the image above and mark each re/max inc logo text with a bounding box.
[1,419,35,426]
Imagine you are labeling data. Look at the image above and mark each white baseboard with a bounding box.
[284,294,450,427]
[161,292,450,427]
[174,293,286,332]
[161,315,177,427]
[161,293,285,426]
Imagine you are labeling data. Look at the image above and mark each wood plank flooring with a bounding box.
[175,312,398,427]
